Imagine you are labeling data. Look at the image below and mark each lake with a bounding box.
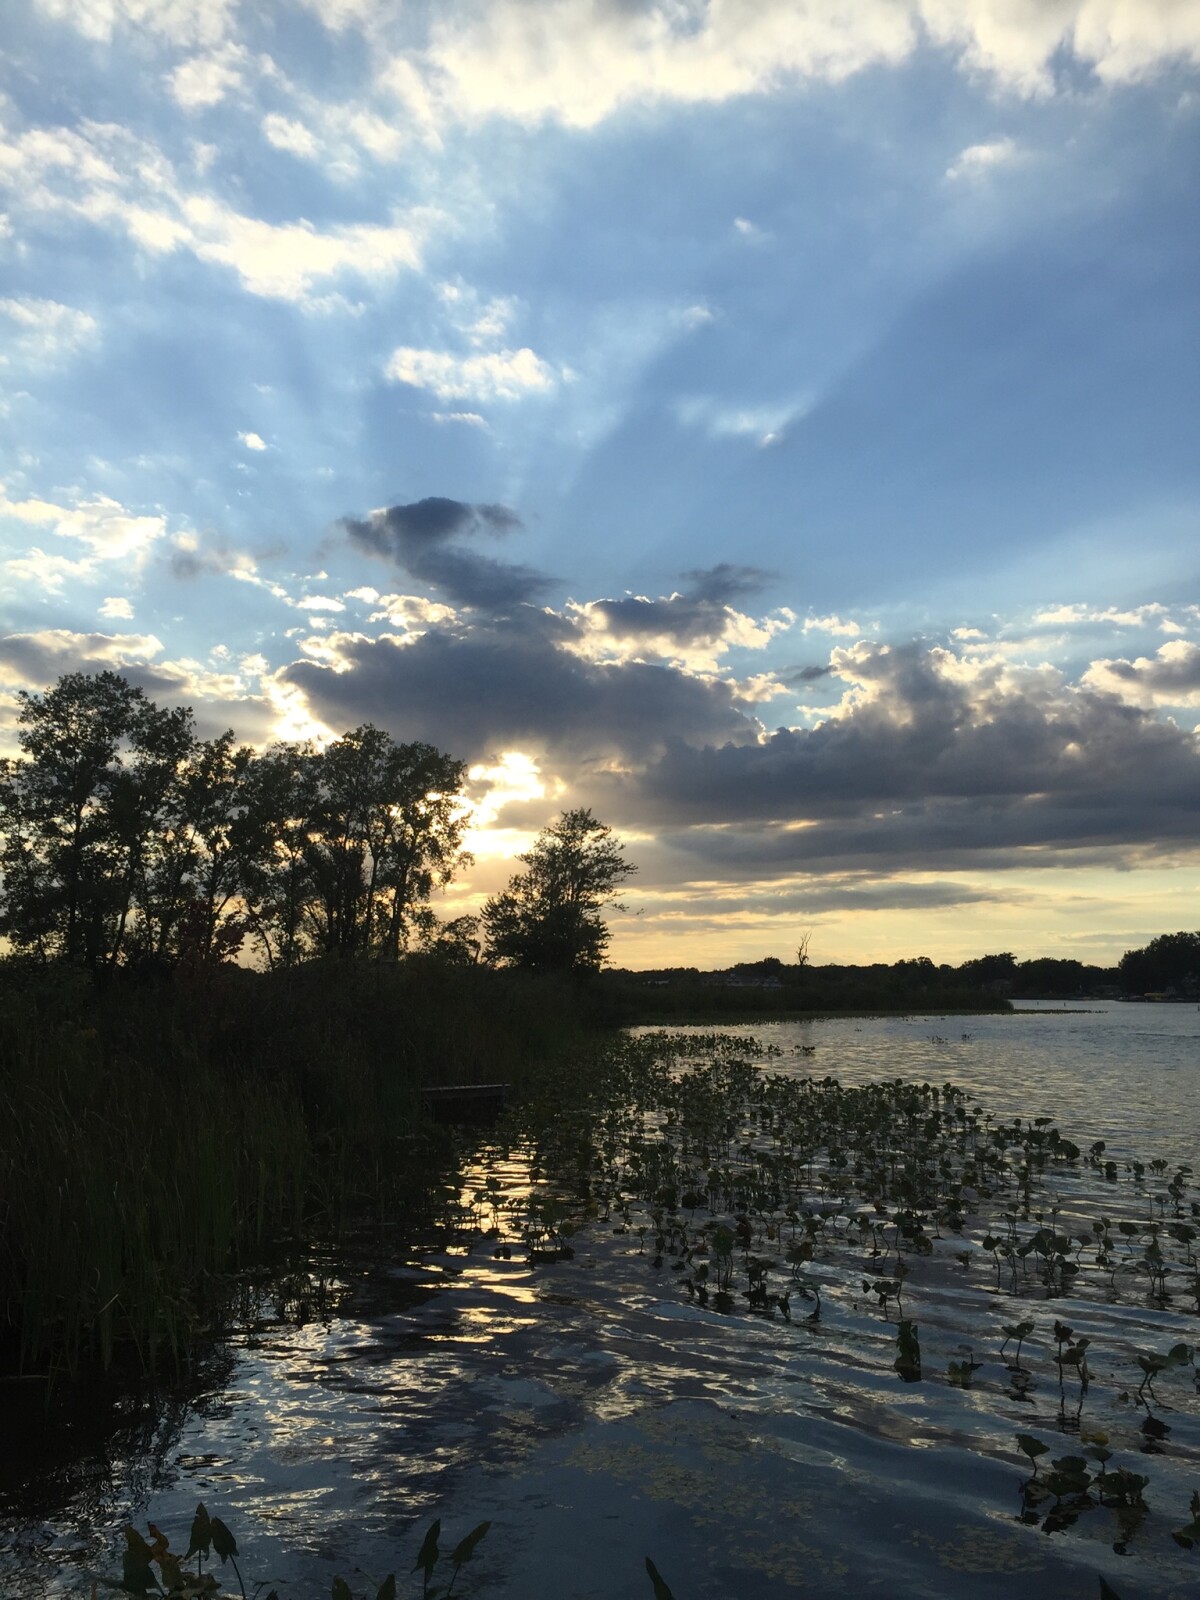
[4,1001,1200,1599]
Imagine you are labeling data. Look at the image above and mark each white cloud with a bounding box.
[0,296,98,363]
[923,0,1200,95]
[680,302,715,328]
[98,595,134,619]
[1033,601,1169,626]
[366,592,459,630]
[262,112,321,160]
[803,614,862,638]
[432,410,489,429]
[1083,639,1200,708]
[379,1,1200,134]
[1,487,167,590]
[566,594,794,674]
[238,430,267,451]
[0,117,426,304]
[167,43,248,111]
[5,547,94,594]
[386,344,560,402]
[296,595,346,612]
[945,136,1025,181]
[36,0,236,48]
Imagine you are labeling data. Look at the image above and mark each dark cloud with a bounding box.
[0,632,273,746]
[0,631,158,686]
[342,497,549,611]
[636,878,1004,917]
[281,613,759,766]
[611,641,1200,866]
[280,628,1200,877]
[582,563,772,645]
[784,663,834,683]
[169,548,216,581]
[166,540,287,583]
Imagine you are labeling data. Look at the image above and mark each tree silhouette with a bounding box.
[0,673,470,971]
[482,808,636,973]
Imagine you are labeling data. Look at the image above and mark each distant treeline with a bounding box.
[605,936,1200,1017]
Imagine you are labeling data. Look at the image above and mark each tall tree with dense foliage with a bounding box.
[482,808,636,973]
[0,672,198,968]
[1118,931,1200,995]
[0,673,471,971]
[299,725,470,960]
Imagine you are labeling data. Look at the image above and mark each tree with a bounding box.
[482,808,636,973]
[0,675,472,973]
[300,725,471,961]
[0,672,199,968]
[1118,931,1200,995]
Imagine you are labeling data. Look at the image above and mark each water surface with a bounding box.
[5,1002,1199,1598]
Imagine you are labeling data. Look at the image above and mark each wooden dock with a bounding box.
[421,1082,511,1125]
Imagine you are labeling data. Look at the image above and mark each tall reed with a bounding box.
[0,956,603,1374]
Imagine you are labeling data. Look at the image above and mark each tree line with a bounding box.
[0,672,634,976]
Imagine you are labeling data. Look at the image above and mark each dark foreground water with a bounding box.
[4,1001,1200,1599]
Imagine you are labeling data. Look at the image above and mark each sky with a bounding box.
[1,0,1199,969]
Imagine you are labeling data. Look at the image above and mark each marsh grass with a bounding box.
[0,958,601,1374]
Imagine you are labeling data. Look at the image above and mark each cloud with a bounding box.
[566,565,793,670]
[37,0,236,48]
[1083,639,1200,708]
[278,612,760,769]
[238,431,267,451]
[619,640,1200,868]
[166,533,290,596]
[0,627,164,687]
[167,43,248,110]
[0,117,425,303]
[802,614,862,638]
[0,296,98,364]
[342,497,549,610]
[1033,601,1169,626]
[380,1,1200,134]
[945,136,1026,181]
[98,595,134,619]
[432,410,489,429]
[262,112,321,160]
[782,663,835,684]
[2,487,167,590]
[385,344,561,402]
[633,872,1004,916]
